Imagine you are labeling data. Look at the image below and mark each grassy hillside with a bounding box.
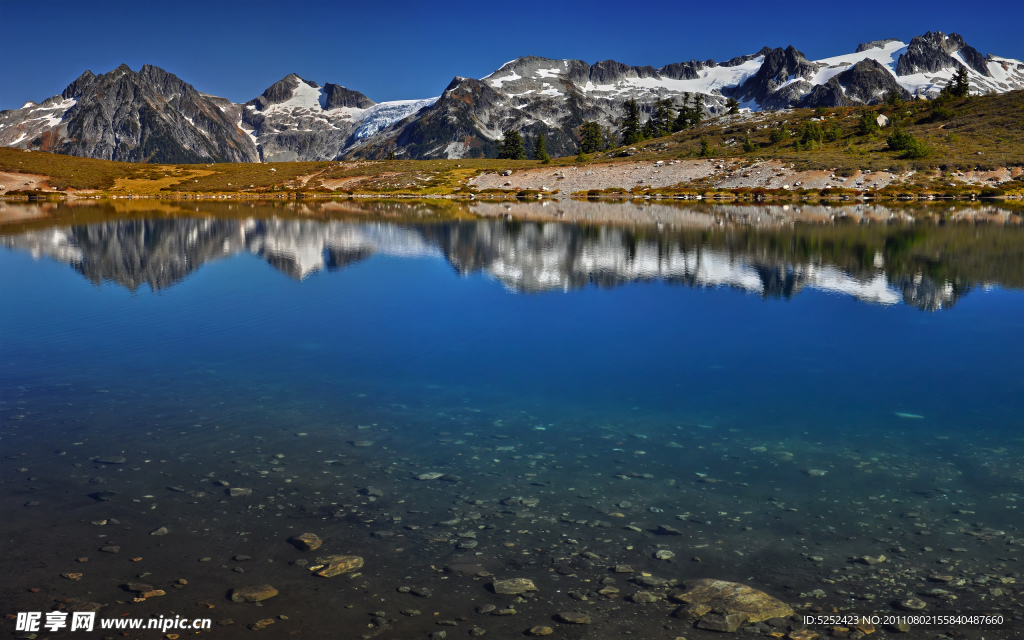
[1,90,1022,198]
[616,89,1024,173]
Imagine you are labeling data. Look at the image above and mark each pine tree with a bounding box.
[885,89,903,107]
[641,119,655,140]
[534,132,550,163]
[858,111,879,136]
[579,121,603,153]
[692,94,705,125]
[799,121,823,147]
[726,97,740,115]
[620,98,643,145]
[672,93,692,132]
[698,136,713,158]
[498,129,525,160]
[941,67,971,99]
[649,98,675,138]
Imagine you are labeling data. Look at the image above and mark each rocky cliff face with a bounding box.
[1,32,1022,161]
[237,73,434,161]
[0,65,259,163]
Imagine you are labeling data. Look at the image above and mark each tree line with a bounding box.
[499,92,722,160]
[497,69,969,162]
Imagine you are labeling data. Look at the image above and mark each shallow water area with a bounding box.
[1,199,1022,639]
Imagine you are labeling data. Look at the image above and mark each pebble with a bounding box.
[93,456,127,464]
[630,591,659,603]
[528,626,553,636]
[290,532,322,551]
[313,554,364,577]
[654,550,675,560]
[230,585,278,603]
[556,611,591,624]
[150,527,168,536]
[898,597,927,611]
[228,487,252,497]
[492,578,537,595]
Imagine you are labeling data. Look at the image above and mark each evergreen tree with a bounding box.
[641,119,655,140]
[672,93,692,132]
[533,132,550,163]
[858,111,880,136]
[579,121,603,153]
[698,136,713,158]
[671,93,706,131]
[692,94,705,125]
[726,97,740,115]
[742,134,755,152]
[498,129,525,160]
[940,67,971,99]
[769,127,787,145]
[823,121,841,142]
[799,121,823,147]
[648,98,675,138]
[886,127,916,151]
[620,98,643,145]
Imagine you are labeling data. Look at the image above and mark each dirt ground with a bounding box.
[469,160,1022,194]
[0,170,50,194]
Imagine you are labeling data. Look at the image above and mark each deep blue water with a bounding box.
[3,230,1021,439]
[1,208,1022,638]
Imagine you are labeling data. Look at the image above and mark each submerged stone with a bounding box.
[313,554,364,577]
[491,578,537,595]
[696,612,748,632]
[93,456,127,464]
[555,611,591,624]
[290,532,322,551]
[230,584,278,603]
[673,578,793,623]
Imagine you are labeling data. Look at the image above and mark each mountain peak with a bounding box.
[897,30,990,77]
[856,38,902,53]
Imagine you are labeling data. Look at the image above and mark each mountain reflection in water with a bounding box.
[2,200,1022,311]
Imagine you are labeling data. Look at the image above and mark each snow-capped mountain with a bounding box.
[0,64,259,163]
[237,73,437,161]
[1,31,1021,162]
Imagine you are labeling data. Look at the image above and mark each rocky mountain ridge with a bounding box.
[1,31,1021,162]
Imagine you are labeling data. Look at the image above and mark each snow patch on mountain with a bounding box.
[351,97,437,140]
[486,71,522,88]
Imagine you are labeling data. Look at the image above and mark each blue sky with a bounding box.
[2,0,1022,110]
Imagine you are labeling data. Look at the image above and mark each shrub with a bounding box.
[886,129,916,151]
